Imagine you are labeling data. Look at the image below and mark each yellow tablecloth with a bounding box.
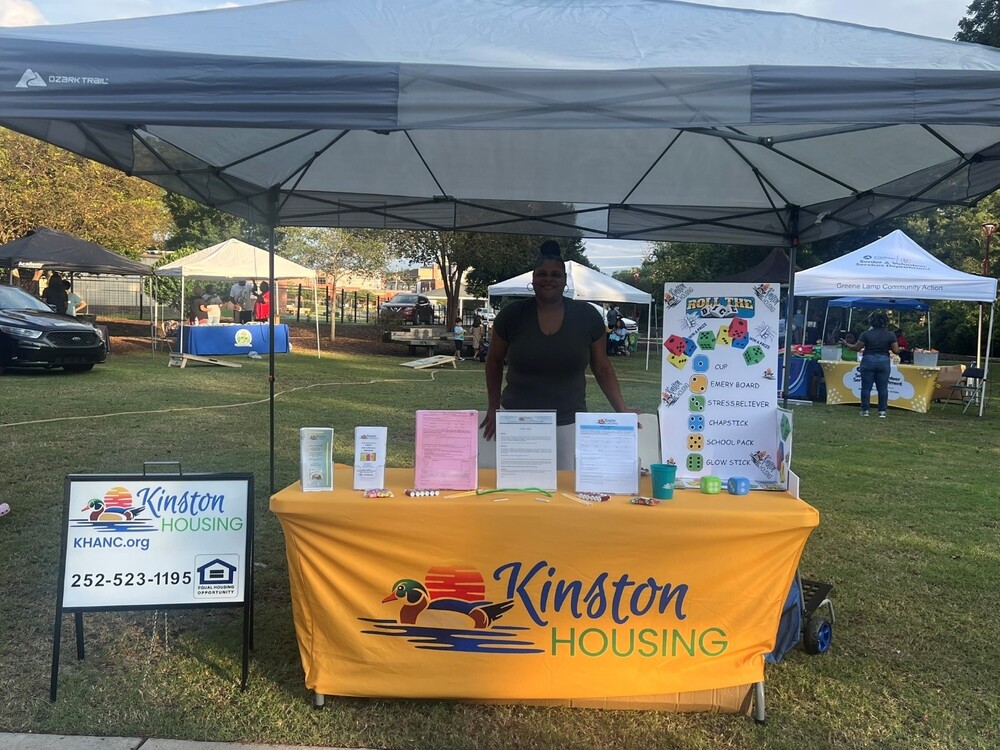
[819,360,940,413]
[270,466,818,706]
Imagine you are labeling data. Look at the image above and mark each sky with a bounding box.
[0,0,977,271]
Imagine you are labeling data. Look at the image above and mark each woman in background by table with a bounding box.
[481,240,637,468]
[841,312,899,418]
[253,281,271,322]
[894,328,912,363]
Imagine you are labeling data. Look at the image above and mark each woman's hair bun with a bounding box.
[539,240,562,258]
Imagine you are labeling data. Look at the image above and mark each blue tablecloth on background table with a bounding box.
[777,354,822,400]
[179,323,290,356]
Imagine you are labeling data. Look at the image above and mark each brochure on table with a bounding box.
[658,282,793,488]
[353,426,387,490]
[414,410,479,490]
[299,427,334,492]
[495,411,558,491]
[575,412,639,495]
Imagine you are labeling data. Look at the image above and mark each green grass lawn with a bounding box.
[1,338,998,750]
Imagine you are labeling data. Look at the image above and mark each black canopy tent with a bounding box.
[4,0,1000,484]
[0,227,152,277]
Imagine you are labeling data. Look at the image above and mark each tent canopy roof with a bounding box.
[5,1,1000,244]
[827,296,929,312]
[0,227,152,276]
[794,230,998,302]
[488,261,651,305]
[156,238,316,280]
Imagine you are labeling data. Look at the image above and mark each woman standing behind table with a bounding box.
[841,312,899,418]
[481,241,637,469]
[253,281,271,322]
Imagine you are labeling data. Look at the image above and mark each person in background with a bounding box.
[841,312,899,418]
[470,313,484,359]
[482,240,637,468]
[894,328,912,363]
[42,271,68,315]
[200,284,223,325]
[839,332,858,362]
[253,281,271,322]
[229,279,256,324]
[453,317,465,361]
[606,304,622,328]
[63,280,86,317]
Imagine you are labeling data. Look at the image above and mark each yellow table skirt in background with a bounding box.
[819,360,940,413]
[270,466,818,707]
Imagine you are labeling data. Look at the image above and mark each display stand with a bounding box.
[50,463,254,700]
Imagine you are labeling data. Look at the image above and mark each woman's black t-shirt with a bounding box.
[859,328,897,356]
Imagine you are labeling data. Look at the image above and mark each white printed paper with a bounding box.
[574,412,639,495]
[496,411,558,491]
[353,426,388,490]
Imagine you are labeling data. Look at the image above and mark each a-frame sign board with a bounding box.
[50,466,254,700]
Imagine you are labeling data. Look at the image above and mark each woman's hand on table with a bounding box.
[480,409,497,441]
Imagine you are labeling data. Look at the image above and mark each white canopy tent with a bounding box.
[795,230,998,415]
[489,261,655,368]
[8,0,1000,479]
[156,238,321,357]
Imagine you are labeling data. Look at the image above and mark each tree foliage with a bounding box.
[955,0,1000,46]
[0,127,169,255]
[280,227,392,338]
[162,193,282,253]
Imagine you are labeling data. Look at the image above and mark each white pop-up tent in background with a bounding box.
[795,230,998,415]
[155,238,321,357]
[658,283,792,488]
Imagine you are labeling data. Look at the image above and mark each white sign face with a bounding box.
[840,364,916,401]
[658,282,781,484]
[62,476,250,608]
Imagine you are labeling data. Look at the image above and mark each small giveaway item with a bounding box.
[630,496,660,506]
[649,463,677,500]
[700,476,722,494]
[299,427,334,492]
[727,476,751,495]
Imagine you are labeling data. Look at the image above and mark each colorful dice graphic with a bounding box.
[692,354,710,372]
[731,335,749,350]
[700,476,722,494]
[743,344,766,365]
[689,395,705,412]
[689,374,708,393]
[697,331,716,350]
[727,476,751,495]
[667,353,689,369]
[664,334,687,357]
[687,433,704,450]
[781,414,792,441]
[686,453,704,471]
[717,325,732,346]
[728,317,748,340]
[682,337,697,357]
[688,414,705,431]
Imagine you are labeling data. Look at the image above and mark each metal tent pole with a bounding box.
[779,213,800,409]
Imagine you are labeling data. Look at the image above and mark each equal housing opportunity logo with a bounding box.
[15,67,109,88]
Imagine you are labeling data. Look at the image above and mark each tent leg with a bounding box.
[981,303,994,417]
[780,226,800,409]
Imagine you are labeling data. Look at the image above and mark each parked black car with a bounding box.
[379,293,434,324]
[0,286,107,373]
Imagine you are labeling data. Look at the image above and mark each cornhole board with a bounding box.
[400,354,457,370]
[168,353,242,368]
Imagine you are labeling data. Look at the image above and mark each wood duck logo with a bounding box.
[359,565,541,653]
[71,486,154,533]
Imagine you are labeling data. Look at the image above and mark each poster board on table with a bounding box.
[658,283,787,486]
[51,472,253,699]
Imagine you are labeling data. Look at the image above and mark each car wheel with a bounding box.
[63,364,95,373]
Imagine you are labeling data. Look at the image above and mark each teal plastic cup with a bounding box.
[650,463,677,500]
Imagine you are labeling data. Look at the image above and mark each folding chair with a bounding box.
[939,364,988,414]
[151,321,175,354]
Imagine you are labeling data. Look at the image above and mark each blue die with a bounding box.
[727,476,751,495]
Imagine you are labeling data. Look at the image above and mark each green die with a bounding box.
[697,330,716,350]
[700,476,722,494]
